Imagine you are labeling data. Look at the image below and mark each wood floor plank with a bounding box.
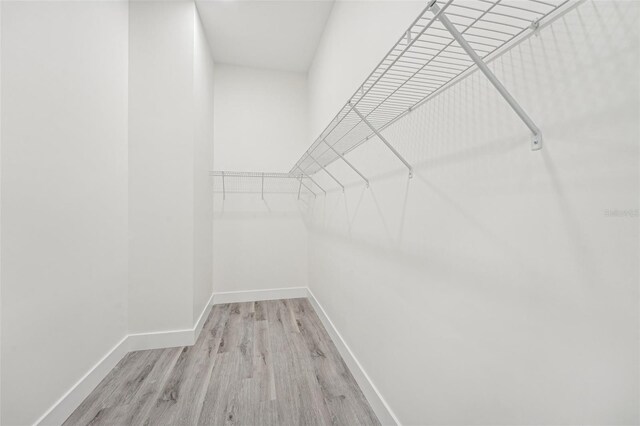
[63,350,158,426]
[94,347,183,426]
[197,351,243,424]
[238,302,255,379]
[267,300,334,426]
[65,298,381,426]
[145,303,230,426]
[291,299,381,426]
[253,319,277,402]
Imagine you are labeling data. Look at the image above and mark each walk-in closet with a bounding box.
[1,0,638,425]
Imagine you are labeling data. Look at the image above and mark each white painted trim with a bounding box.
[211,286,308,304]
[34,336,130,426]
[193,291,215,341]
[34,288,398,426]
[128,291,215,351]
[36,292,216,425]
[306,288,401,426]
[127,328,194,351]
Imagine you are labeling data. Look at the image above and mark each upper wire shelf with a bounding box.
[213,0,572,196]
[290,0,569,178]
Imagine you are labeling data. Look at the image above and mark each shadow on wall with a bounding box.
[213,192,311,293]
[306,0,639,261]
[214,194,311,219]
[304,1,638,422]
[212,173,315,218]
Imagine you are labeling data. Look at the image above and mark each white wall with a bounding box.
[0,2,215,423]
[308,0,425,140]
[306,1,639,425]
[1,2,5,423]
[213,64,309,293]
[129,1,215,333]
[193,9,215,322]
[128,1,196,333]
[214,64,308,170]
[0,2,129,425]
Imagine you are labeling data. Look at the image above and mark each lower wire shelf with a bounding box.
[210,171,323,199]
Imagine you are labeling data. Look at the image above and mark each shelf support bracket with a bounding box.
[310,156,345,192]
[298,177,317,198]
[322,140,369,188]
[296,167,326,195]
[222,171,226,201]
[351,104,413,178]
[297,177,302,200]
[431,2,543,150]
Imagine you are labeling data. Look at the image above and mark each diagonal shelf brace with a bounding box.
[322,140,369,188]
[351,103,414,178]
[310,155,345,192]
[297,176,317,199]
[431,2,543,151]
[222,171,226,200]
[296,167,326,195]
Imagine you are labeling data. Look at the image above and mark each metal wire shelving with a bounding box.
[210,171,322,200]
[290,0,569,181]
[212,0,572,196]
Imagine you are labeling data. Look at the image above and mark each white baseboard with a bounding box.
[127,328,194,351]
[306,288,400,426]
[34,336,130,426]
[127,291,215,352]
[194,293,215,340]
[212,286,308,304]
[35,292,215,426]
[34,289,398,426]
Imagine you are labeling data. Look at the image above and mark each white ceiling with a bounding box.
[196,0,335,73]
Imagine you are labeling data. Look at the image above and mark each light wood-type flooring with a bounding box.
[63,298,380,426]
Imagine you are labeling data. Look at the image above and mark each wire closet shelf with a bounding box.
[290,0,568,180]
[209,171,322,199]
[212,0,570,195]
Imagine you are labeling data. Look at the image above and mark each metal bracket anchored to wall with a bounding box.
[221,171,226,200]
[296,167,326,195]
[351,104,414,178]
[430,2,543,151]
[220,1,568,194]
[295,175,317,199]
[322,140,369,188]
[310,155,344,192]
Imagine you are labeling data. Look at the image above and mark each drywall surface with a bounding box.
[1,2,4,423]
[0,2,129,424]
[307,0,425,141]
[306,1,640,425]
[213,64,309,293]
[193,9,215,322]
[213,193,309,293]
[128,1,195,333]
[213,64,308,170]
